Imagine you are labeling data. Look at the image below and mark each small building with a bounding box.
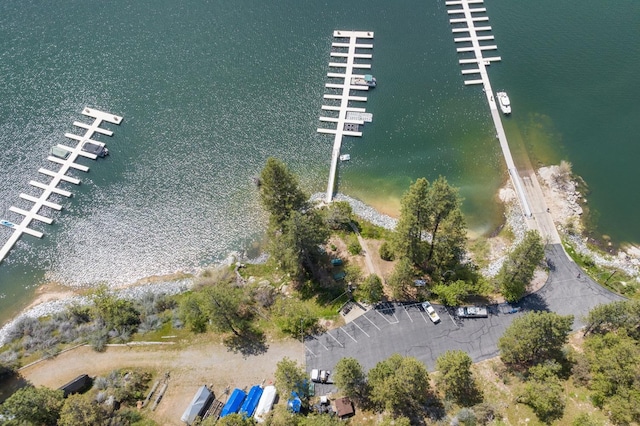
[180,385,214,425]
[220,388,247,418]
[334,397,355,419]
[58,374,93,398]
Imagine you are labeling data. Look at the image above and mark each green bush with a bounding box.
[379,241,395,261]
[347,236,362,255]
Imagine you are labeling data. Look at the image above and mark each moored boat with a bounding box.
[339,154,350,161]
[50,146,71,159]
[496,91,511,115]
[350,74,376,87]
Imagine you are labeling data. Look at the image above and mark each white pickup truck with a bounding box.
[421,301,441,324]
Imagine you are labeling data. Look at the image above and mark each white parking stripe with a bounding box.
[305,346,317,357]
[352,321,370,338]
[363,314,381,331]
[326,331,345,348]
[403,305,414,322]
[419,312,430,324]
[375,308,399,324]
[340,327,358,343]
[311,336,329,351]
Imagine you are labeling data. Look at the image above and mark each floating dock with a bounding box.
[318,30,375,203]
[0,107,123,264]
[444,0,560,244]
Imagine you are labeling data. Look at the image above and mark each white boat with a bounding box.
[339,154,350,161]
[350,74,376,87]
[496,91,511,115]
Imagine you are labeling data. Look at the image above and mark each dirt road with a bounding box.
[20,338,303,425]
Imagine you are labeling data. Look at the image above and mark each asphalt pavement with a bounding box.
[305,242,624,391]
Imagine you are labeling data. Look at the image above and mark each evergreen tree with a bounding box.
[387,258,415,300]
[497,230,545,302]
[368,354,431,416]
[275,357,307,399]
[0,386,64,425]
[393,178,431,265]
[498,311,573,370]
[357,274,384,304]
[259,157,308,229]
[424,176,464,268]
[58,394,107,426]
[333,357,368,403]
[436,350,481,405]
[203,281,252,337]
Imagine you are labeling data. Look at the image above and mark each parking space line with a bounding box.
[352,321,370,338]
[362,314,381,331]
[375,308,399,324]
[340,327,357,343]
[403,305,414,323]
[326,331,345,348]
[419,312,430,324]
[305,346,317,357]
[311,336,329,351]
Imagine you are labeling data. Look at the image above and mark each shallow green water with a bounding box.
[0,0,638,324]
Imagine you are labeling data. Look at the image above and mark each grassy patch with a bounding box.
[563,240,638,298]
[469,237,491,269]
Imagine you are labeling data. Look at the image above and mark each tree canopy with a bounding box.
[393,176,467,278]
[0,386,64,425]
[436,350,481,405]
[498,311,573,370]
[259,157,308,229]
[58,394,107,426]
[368,354,431,415]
[356,274,384,304]
[275,357,307,399]
[497,230,545,302]
[333,357,368,403]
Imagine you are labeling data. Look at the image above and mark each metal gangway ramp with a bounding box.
[0,107,123,264]
[317,30,375,203]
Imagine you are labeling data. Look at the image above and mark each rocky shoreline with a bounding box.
[2,171,638,347]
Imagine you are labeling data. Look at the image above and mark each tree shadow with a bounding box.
[223,328,268,357]
[0,371,30,404]
[518,292,549,313]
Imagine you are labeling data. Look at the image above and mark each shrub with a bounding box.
[379,241,395,261]
[347,236,362,255]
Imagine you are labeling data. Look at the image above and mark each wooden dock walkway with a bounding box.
[445,0,560,244]
[317,30,375,203]
[0,107,123,264]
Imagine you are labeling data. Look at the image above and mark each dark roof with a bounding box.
[58,374,92,397]
[334,397,354,418]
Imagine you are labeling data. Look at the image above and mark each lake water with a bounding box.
[1,0,638,324]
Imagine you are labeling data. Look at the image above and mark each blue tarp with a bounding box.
[239,385,263,418]
[220,388,247,418]
[287,391,302,413]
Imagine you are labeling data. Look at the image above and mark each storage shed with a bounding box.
[334,397,355,419]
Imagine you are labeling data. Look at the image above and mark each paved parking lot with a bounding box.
[306,301,518,394]
[306,243,624,394]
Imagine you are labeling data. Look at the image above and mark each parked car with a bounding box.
[456,306,488,318]
[311,369,331,383]
[421,301,441,323]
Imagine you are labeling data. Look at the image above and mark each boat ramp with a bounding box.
[445,0,560,244]
[0,107,123,264]
[317,30,375,203]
